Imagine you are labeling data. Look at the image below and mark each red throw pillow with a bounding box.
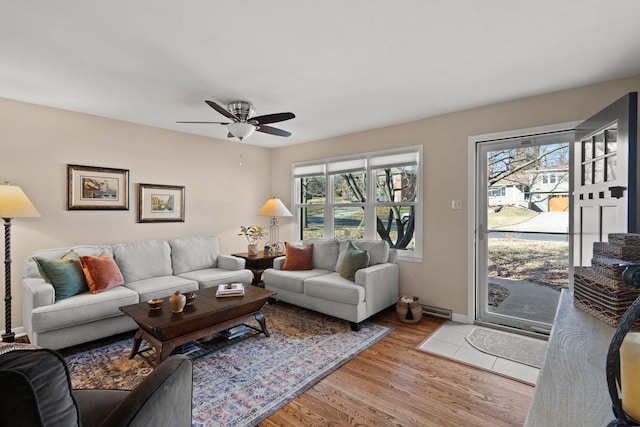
[282,243,313,270]
[79,253,125,294]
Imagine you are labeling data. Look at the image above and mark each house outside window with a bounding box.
[292,146,422,261]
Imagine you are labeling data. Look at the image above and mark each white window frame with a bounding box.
[291,146,423,262]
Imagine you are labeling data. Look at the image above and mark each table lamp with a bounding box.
[0,183,40,342]
[258,197,292,254]
[606,264,640,426]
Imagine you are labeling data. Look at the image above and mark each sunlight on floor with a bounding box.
[416,321,542,385]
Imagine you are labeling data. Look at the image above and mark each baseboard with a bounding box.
[451,312,469,323]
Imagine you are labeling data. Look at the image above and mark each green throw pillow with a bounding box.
[338,242,370,282]
[34,250,89,301]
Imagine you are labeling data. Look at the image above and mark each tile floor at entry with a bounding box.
[417,321,541,385]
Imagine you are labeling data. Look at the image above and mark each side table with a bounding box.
[232,250,283,287]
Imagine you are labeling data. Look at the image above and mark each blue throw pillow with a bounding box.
[34,250,89,301]
[338,241,370,281]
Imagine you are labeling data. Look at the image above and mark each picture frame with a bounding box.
[67,164,130,210]
[138,183,185,223]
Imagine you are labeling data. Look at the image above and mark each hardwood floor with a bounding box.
[260,309,534,426]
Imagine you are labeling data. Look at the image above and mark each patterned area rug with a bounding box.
[63,302,391,426]
[465,327,547,369]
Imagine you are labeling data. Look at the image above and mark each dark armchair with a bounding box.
[0,345,192,427]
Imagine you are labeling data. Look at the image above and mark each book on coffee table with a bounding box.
[216,283,245,297]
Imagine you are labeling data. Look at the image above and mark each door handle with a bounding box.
[609,186,627,199]
[479,224,487,241]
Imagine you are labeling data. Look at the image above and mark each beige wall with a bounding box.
[3,74,640,333]
[270,75,640,317]
[1,97,273,331]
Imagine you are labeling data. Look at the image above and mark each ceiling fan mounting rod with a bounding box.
[227,101,255,122]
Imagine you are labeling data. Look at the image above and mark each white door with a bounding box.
[573,92,639,266]
[473,92,638,334]
[476,132,572,333]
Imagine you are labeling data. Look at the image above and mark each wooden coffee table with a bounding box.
[119,285,275,365]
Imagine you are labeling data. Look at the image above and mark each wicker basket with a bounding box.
[573,267,640,327]
[590,257,633,280]
[608,233,640,246]
[593,242,640,263]
[396,296,422,323]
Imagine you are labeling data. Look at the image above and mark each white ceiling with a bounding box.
[3,1,640,148]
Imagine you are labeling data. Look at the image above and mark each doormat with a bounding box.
[62,302,391,427]
[465,327,547,369]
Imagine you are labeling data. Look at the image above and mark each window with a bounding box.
[292,146,422,261]
[541,172,557,184]
[488,187,506,197]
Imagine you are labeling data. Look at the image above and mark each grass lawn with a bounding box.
[488,206,538,229]
[488,237,569,289]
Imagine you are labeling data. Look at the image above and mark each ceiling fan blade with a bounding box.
[205,100,237,120]
[257,125,291,137]
[176,121,230,124]
[251,112,295,125]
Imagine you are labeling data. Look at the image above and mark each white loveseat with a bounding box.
[22,235,252,349]
[263,238,399,330]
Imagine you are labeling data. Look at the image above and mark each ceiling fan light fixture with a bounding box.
[227,122,256,141]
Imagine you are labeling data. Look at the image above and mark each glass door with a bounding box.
[476,132,572,334]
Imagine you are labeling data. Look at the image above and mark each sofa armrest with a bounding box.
[218,254,245,270]
[273,256,286,270]
[23,278,55,310]
[22,279,56,340]
[77,355,193,427]
[355,263,399,313]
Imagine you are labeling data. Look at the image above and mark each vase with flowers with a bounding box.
[239,225,267,256]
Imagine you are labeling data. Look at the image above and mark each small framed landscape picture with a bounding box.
[138,183,185,223]
[67,164,130,210]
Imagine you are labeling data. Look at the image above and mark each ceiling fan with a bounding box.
[177,100,295,141]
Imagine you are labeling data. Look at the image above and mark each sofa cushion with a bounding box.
[264,268,331,294]
[31,286,138,333]
[282,243,313,270]
[338,242,370,281]
[123,275,198,301]
[80,253,125,294]
[337,239,389,267]
[178,268,253,289]
[169,235,220,275]
[113,240,173,283]
[34,250,89,301]
[304,273,365,305]
[0,348,80,427]
[303,238,340,271]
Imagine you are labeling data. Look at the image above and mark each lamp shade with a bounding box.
[227,122,256,140]
[0,184,40,218]
[259,198,292,217]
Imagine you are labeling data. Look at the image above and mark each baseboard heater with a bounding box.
[421,304,452,320]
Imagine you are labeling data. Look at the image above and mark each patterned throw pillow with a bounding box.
[79,253,125,293]
[338,241,370,281]
[282,243,314,270]
[33,250,89,301]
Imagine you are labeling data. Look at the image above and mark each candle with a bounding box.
[621,331,640,421]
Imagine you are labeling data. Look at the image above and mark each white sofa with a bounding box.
[263,238,399,330]
[22,235,253,349]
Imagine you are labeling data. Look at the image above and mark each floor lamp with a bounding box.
[0,183,40,342]
[259,197,292,254]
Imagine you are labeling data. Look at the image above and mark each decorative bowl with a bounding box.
[147,298,164,309]
[185,292,197,305]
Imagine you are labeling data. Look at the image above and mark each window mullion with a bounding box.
[326,172,334,237]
